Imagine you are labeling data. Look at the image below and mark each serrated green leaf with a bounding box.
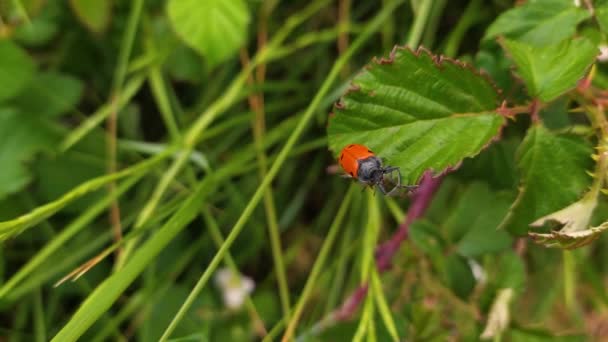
[499,125,592,235]
[0,40,36,102]
[69,0,111,33]
[0,108,57,199]
[11,71,83,117]
[501,38,597,102]
[484,0,590,46]
[328,47,505,184]
[167,0,250,68]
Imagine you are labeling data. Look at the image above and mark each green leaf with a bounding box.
[447,183,513,257]
[445,254,475,299]
[69,0,112,33]
[0,108,57,200]
[167,0,250,68]
[484,0,590,46]
[501,38,597,102]
[595,0,608,34]
[499,125,592,235]
[11,71,83,118]
[14,12,59,46]
[494,252,526,292]
[0,40,36,102]
[458,137,519,189]
[327,47,505,184]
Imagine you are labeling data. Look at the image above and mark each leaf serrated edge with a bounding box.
[328,45,505,154]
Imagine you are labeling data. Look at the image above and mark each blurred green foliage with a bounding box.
[0,0,608,341]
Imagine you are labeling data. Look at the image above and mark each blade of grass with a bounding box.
[277,186,354,342]
[370,268,399,341]
[33,289,45,342]
[0,149,172,240]
[0,175,141,299]
[122,0,334,267]
[60,74,146,152]
[159,2,403,339]
[240,47,291,319]
[406,0,433,48]
[51,174,219,341]
[105,0,145,262]
[202,207,267,336]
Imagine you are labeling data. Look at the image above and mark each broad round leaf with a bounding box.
[0,40,35,102]
[167,0,250,68]
[328,47,505,184]
[501,38,598,102]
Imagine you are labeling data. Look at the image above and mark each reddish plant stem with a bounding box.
[375,171,443,271]
[324,171,443,323]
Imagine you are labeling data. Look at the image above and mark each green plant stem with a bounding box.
[129,0,333,243]
[242,46,292,319]
[107,0,144,265]
[202,207,267,335]
[158,3,402,339]
[113,0,144,91]
[442,0,482,56]
[0,149,171,240]
[279,186,354,342]
[144,24,181,141]
[406,0,433,48]
[33,289,45,342]
[421,0,447,48]
[563,250,576,313]
[52,174,220,341]
[60,74,146,152]
[0,176,140,299]
[371,268,399,341]
[352,290,374,342]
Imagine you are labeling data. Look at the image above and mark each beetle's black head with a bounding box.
[357,156,384,185]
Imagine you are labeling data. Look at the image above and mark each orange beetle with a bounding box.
[338,144,404,195]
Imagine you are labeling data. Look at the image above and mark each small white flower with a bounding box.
[573,0,581,7]
[598,45,608,63]
[468,258,486,284]
[214,268,255,310]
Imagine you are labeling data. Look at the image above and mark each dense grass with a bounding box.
[2,1,608,341]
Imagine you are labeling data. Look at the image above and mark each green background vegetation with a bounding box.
[1,0,608,340]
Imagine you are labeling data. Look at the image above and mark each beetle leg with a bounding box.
[378,183,387,195]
